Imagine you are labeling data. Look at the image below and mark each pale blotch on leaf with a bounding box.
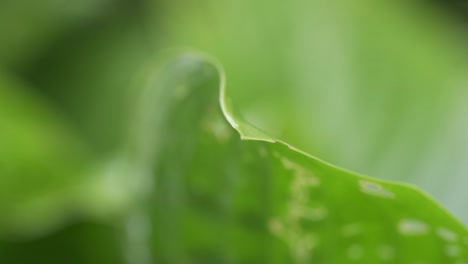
[291,234,319,263]
[258,146,268,158]
[398,219,430,235]
[270,225,319,264]
[341,223,362,237]
[269,155,324,264]
[268,218,285,236]
[303,206,328,222]
[289,202,306,219]
[347,244,364,260]
[281,157,320,188]
[436,227,458,242]
[202,110,232,143]
[377,244,395,261]
[272,151,281,159]
[444,244,460,257]
[359,180,395,199]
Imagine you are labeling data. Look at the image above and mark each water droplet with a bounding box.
[398,219,429,235]
[359,180,395,199]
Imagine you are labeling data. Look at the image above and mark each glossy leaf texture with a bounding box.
[152,0,468,225]
[127,54,468,263]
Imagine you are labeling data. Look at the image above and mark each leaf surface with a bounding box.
[154,0,468,225]
[132,53,468,264]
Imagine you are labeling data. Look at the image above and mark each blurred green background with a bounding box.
[1,0,468,263]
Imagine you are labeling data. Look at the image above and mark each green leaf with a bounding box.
[1,50,466,263]
[2,0,468,263]
[129,53,468,263]
[154,0,468,225]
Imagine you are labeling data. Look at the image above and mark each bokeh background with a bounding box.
[1,0,468,263]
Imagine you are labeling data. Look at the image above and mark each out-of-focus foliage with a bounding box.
[1,0,468,263]
[0,0,117,68]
